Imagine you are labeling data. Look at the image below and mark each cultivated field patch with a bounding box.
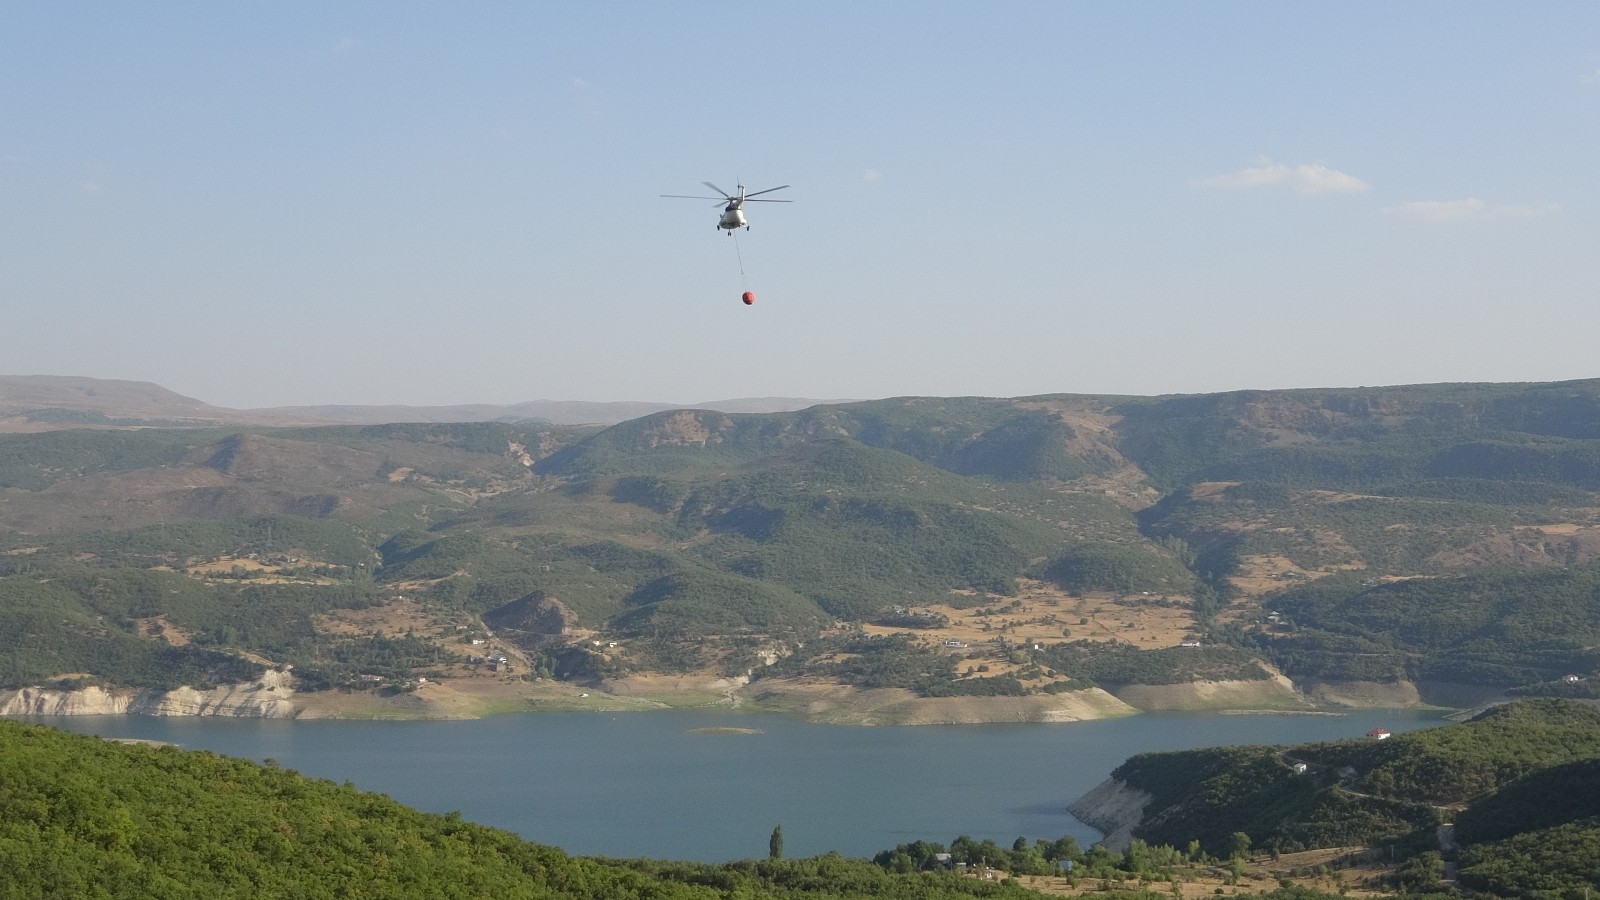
[182,555,341,585]
[860,578,1201,654]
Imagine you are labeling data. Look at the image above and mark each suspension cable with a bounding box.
[731,229,748,290]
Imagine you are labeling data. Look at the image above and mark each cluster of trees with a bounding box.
[1458,820,1600,897]
[1035,641,1270,687]
[1450,755,1600,896]
[1038,544,1197,595]
[871,832,1289,888]
[869,609,950,629]
[875,835,1079,875]
[1454,755,1600,843]
[310,632,451,684]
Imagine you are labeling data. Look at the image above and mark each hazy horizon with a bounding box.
[18,370,1600,416]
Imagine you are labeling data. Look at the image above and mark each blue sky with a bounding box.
[4,3,1598,408]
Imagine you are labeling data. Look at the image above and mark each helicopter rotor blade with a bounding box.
[660,194,727,201]
[742,198,792,203]
[701,182,733,198]
[742,185,790,199]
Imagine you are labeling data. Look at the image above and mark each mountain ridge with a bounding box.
[3,375,1600,722]
[0,374,855,430]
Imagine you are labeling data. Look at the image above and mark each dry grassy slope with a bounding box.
[0,375,249,432]
[0,375,223,417]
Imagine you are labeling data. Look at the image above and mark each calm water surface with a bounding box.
[37,709,1443,861]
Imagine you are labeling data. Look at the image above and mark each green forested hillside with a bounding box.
[533,399,1123,484]
[3,381,1600,698]
[1102,699,1600,896]
[1258,566,1600,685]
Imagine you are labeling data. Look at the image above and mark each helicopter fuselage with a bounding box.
[662,181,786,231]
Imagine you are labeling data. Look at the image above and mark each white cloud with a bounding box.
[1384,198,1484,222]
[1584,68,1600,85]
[1485,201,1558,219]
[1197,160,1370,194]
[570,76,589,90]
[863,169,880,181]
[332,36,361,54]
[80,180,103,195]
[1382,198,1559,222]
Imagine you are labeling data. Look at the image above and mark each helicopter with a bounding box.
[661,181,791,233]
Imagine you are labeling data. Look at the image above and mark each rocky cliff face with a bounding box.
[0,669,297,718]
[1067,778,1153,852]
[1108,674,1310,712]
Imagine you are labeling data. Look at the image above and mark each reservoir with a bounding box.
[36,709,1443,861]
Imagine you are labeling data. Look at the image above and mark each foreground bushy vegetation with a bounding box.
[1458,818,1600,899]
[1447,751,1600,897]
